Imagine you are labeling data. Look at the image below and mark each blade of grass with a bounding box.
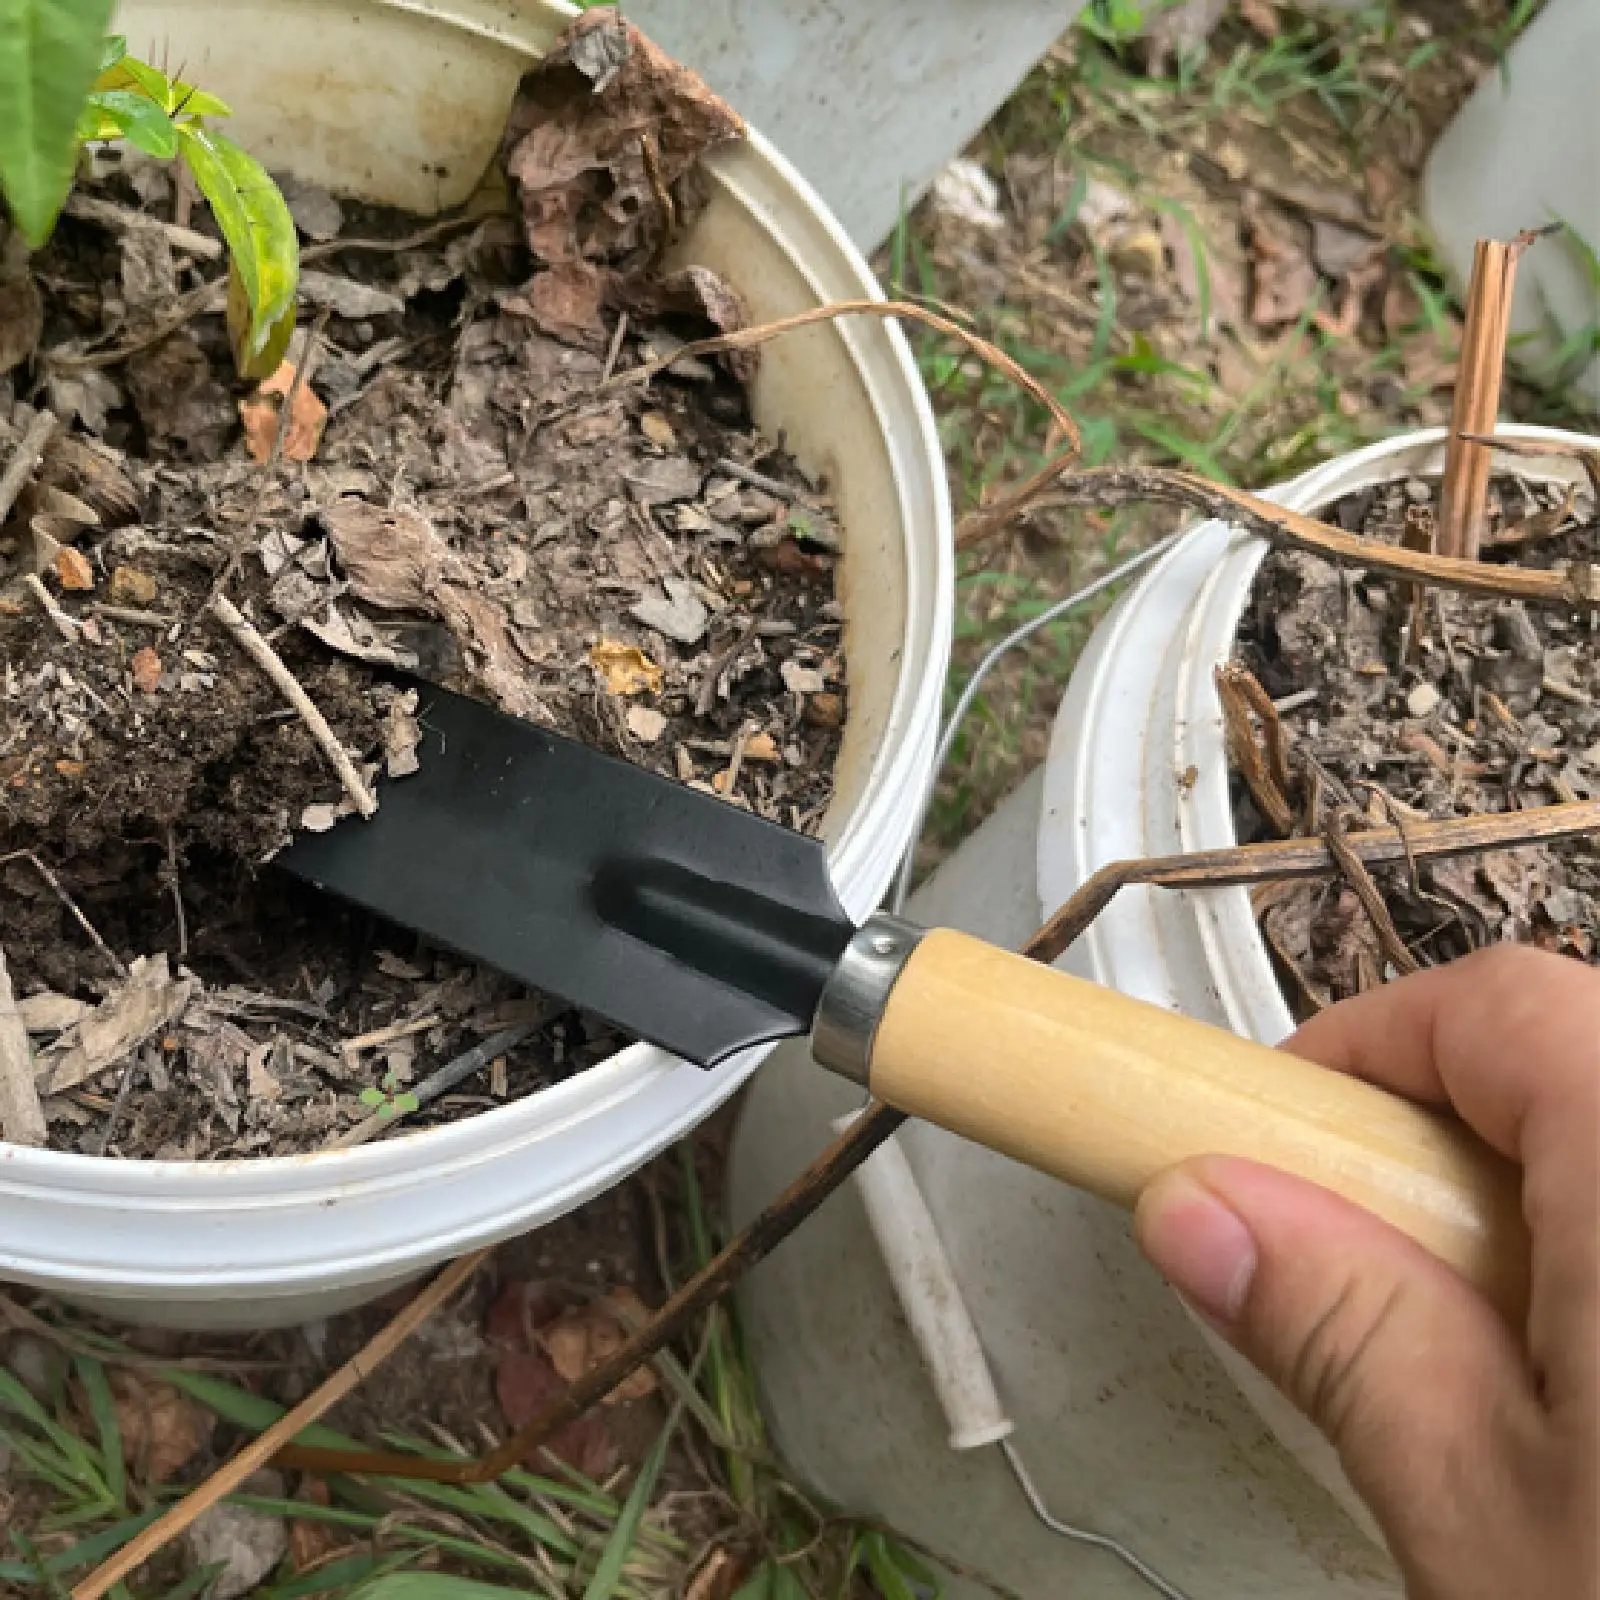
[580,1406,680,1600]
[73,1357,125,1511]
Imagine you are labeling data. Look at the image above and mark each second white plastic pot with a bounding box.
[0,0,952,1330]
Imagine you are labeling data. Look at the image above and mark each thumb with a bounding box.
[1134,1155,1535,1560]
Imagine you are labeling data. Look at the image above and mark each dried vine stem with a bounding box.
[1030,465,1600,609]
[1457,431,1600,501]
[1324,809,1420,976]
[603,297,1083,545]
[1215,663,1294,836]
[1029,800,1599,965]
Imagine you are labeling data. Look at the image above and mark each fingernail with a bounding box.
[1135,1169,1258,1325]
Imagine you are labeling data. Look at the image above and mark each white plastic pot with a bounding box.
[0,0,952,1330]
[730,424,1595,1597]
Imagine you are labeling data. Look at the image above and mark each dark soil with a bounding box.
[2,167,846,1158]
[1233,468,1599,1012]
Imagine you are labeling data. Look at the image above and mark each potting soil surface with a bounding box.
[1,162,846,1160]
[1233,467,1598,1011]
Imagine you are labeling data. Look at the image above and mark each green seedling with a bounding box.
[0,4,297,376]
[359,1065,421,1121]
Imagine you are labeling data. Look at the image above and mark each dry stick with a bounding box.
[62,192,224,261]
[264,802,1600,1489]
[1323,810,1421,977]
[271,1102,912,1484]
[207,594,377,818]
[69,1249,490,1600]
[1437,232,1542,561]
[1034,466,1600,609]
[0,409,57,525]
[0,947,46,1147]
[1029,800,1599,966]
[1458,432,1600,501]
[0,850,127,979]
[1215,663,1294,835]
[603,298,1084,544]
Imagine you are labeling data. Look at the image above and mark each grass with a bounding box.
[888,0,1596,856]
[0,1148,952,1599]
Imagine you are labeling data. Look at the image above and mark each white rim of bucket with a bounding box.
[1181,423,1599,1046]
[0,111,952,1289]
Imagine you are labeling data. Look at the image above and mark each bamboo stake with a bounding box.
[1437,232,1541,560]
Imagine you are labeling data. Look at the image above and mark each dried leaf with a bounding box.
[55,546,94,591]
[131,645,162,693]
[239,358,328,464]
[591,638,663,696]
[500,8,743,271]
[34,953,196,1094]
[0,275,44,375]
[626,704,667,743]
[502,260,606,346]
[494,1346,612,1477]
[1245,201,1318,329]
[537,1288,659,1405]
[1238,0,1280,37]
[630,577,709,644]
[1310,218,1384,280]
[110,1370,215,1483]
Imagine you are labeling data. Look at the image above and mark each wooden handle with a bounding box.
[868,930,1529,1316]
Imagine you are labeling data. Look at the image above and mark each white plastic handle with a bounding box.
[837,1113,1013,1451]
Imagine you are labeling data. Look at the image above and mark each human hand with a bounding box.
[1133,946,1599,1600]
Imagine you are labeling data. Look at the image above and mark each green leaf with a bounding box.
[226,259,296,380]
[78,88,179,157]
[95,50,171,105]
[359,1087,387,1108]
[581,1408,679,1600]
[391,1091,420,1115]
[177,125,297,369]
[0,0,118,245]
[170,81,232,118]
[97,33,124,72]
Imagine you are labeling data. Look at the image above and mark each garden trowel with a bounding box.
[283,686,1526,1313]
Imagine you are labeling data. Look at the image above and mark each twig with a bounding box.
[324,1024,535,1150]
[1214,662,1294,835]
[95,1052,143,1157]
[603,298,1083,548]
[63,192,223,261]
[1458,431,1600,501]
[715,457,803,504]
[1437,232,1544,560]
[207,595,377,818]
[696,617,761,718]
[87,602,177,628]
[299,212,481,266]
[0,409,57,525]
[0,946,47,1147]
[68,1250,490,1600]
[1323,809,1421,977]
[164,829,188,961]
[1028,800,1600,965]
[272,1106,912,1484]
[22,573,80,641]
[599,310,630,386]
[340,1012,440,1060]
[0,1295,280,1374]
[1035,466,1600,609]
[44,278,228,372]
[1482,485,1580,551]
[0,851,127,979]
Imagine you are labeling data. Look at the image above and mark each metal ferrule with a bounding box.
[811,912,924,1085]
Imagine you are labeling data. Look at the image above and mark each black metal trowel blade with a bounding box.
[280,686,856,1066]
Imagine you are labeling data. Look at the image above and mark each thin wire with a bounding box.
[873,527,1195,1599]
[889,530,1183,916]
[1003,1440,1193,1600]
